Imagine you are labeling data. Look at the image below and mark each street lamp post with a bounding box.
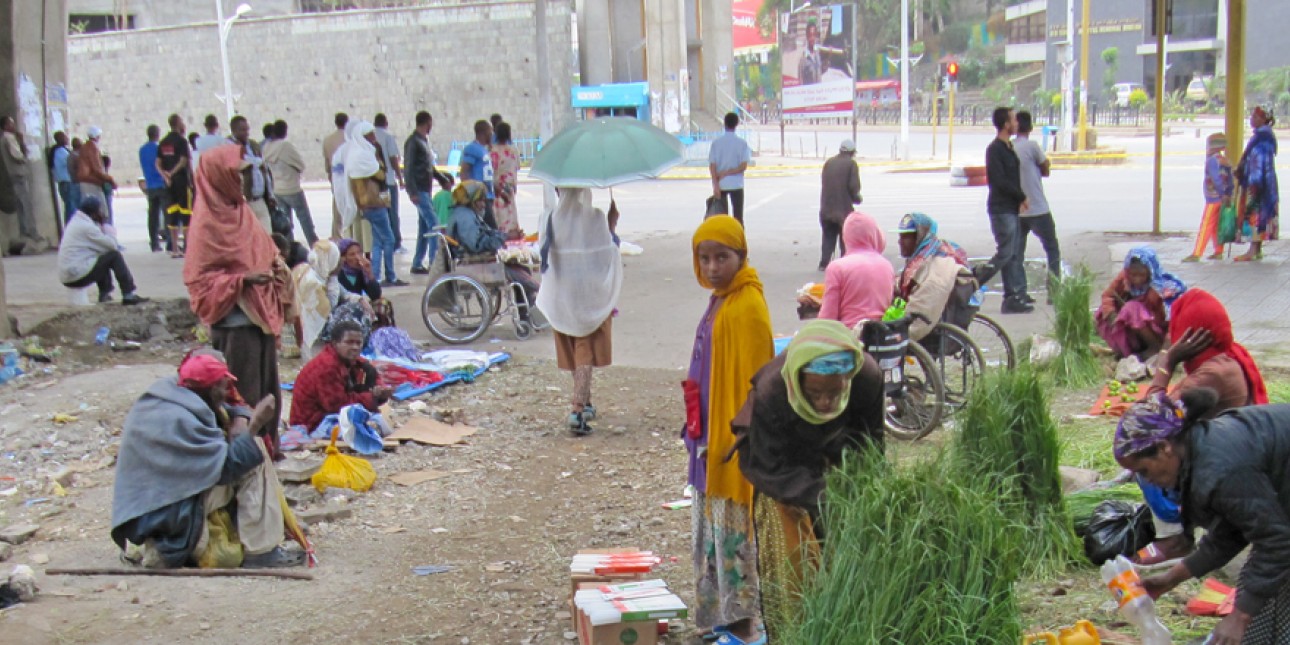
[216,1,252,123]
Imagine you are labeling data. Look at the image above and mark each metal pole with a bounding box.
[216,0,235,123]
[535,0,555,210]
[1061,0,1075,151]
[1152,1,1167,234]
[1076,0,1091,150]
[948,83,955,163]
[931,84,938,158]
[899,0,910,160]
[851,2,858,144]
[1224,0,1245,170]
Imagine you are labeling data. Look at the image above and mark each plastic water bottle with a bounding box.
[94,327,110,346]
[1101,555,1172,644]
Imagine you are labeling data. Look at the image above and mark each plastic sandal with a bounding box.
[1181,255,1201,263]
[714,633,767,645]
[242,546,306,569]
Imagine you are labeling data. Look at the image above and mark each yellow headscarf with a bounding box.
[692,216,774,508]
[452,180,487,206]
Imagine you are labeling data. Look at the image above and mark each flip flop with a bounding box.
[714,632,767,645]
[242,546,306,569]
[1233,254,1262,262]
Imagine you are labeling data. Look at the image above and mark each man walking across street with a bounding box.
[229,115,276,233]
[459,119,497,228]
[818,138,862,270]
[373,113,405,253]
[405,111,454,274]
[708,112,752,225]
[1014,110,1060,297]
[978,107,1033,314]
[50,131,75,223]
[323,112,348,239]
[1,115,44,253]
[158,114,192,257]
[264,119,317,245]
[76,126,116,222]
[139,124,168,252]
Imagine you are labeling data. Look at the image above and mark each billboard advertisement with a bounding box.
[733,0,776,55]
[781,4,855,118]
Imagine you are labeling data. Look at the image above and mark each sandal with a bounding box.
[1181,255,1201,263]
[242,546,306,569]
[1207,253,1225,260]
[1233,253,1263,262]
[714,632,767,645]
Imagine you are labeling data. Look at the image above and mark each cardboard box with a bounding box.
[574,583,659,645]
[569,548,645,629]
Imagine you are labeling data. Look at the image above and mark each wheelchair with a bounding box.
[419,229,545,344]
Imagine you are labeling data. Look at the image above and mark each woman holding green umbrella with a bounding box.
[536,188,623,436]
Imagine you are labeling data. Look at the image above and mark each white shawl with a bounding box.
[535,188,624,337]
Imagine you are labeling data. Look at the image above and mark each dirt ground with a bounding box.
[0,299,1240,644]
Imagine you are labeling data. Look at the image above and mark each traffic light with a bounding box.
[947,62,959,84]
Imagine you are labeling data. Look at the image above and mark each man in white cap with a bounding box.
[818,138,862,270]
[75,126,116,213]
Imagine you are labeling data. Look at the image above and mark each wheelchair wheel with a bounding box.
[925,323,986,412]
[884,342,945,441]
[966,313,1016,370]
[421,274,495,344]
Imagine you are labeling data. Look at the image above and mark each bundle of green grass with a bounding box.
[1047,267,1103,387]
[781,367,1078,643]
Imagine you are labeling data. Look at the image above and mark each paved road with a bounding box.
[7,126,1289,369]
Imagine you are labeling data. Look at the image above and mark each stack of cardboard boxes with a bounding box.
[568,549,688,645]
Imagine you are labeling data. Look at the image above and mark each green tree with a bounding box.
[1101,47,1119,100]
[1129,88,1150,110]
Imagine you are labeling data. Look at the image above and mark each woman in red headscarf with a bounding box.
[183,144,295,455]
[1149,288,1267,409]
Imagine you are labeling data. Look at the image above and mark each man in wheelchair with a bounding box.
[447,180,539,318]
[894,213,979,344]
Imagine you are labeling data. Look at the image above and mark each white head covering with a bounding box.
[87,126,103,139]
[330,120,382,231]
[535,188,624,337]
[344,121,380,179]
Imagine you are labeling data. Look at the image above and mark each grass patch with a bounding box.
[1057,416,1121,479]
[1266,378,1290,404]
[1046,268,1103,387]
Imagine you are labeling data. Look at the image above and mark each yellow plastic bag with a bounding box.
[196,508,244,569]
[311,428,377,493]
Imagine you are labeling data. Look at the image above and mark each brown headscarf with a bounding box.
[183,144,291,336]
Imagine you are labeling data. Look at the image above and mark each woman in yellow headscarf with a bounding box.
[682,215,774,644]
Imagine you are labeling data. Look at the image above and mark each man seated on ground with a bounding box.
[289,320,394,431]
[110,352,304,569]
[58,196,148,305]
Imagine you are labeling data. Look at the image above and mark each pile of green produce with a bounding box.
[1067,484,1144,534]
[1048,268,1103,387]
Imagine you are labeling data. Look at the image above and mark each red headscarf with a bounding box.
[183,144,289,335]
[1169,289,1268,404]
[178,354,237,389]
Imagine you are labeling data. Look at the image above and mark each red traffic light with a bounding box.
[947,62,959,82]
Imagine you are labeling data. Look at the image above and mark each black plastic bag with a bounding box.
[1082,500,1156,565]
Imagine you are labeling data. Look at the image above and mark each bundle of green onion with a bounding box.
[1048,268,1103,387]
[883,298,908,322]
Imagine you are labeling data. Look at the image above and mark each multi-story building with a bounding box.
[1005,0,1290,103]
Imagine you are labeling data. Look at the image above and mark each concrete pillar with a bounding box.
[609,0,645,83]
[577,0,614,86]
[645,0,689,133]
[700,0,734,116]
[0,0,66,256]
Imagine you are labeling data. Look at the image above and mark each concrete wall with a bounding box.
[0,0,67,252]
[66,1,574,183]
[1043,0,1144,102]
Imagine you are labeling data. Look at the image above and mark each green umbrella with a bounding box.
[529,117,685,188]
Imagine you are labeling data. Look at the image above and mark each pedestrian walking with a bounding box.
[1184,133,1233,262]
[138,124,167,252]
[1,115,44,253]
[817,138,861,270]
[708,112,752,225]
[491,122,522,239]
[1234,106,1279,262]
[460,120,497,229]
[263,119,318,245]
[228,115,276,234]
[157,114,192,257]
[405,111,455,274]
[75,126,116,223]
[1014,111,1060,295]
[49,131,75,223]
[323,112,349,239]
[372,113,405,253]
[184,144,295,456]
[536,188,623,436]
[345,121,404,287]
[977,107,1032,314]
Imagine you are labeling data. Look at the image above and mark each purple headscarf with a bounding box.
[1114,392,1186,460]
[337,238,362,278]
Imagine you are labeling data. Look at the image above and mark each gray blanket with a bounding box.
[110,377,231,533]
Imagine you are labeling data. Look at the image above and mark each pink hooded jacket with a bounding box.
[818,212,896,328]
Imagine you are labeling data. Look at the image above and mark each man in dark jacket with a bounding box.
[978,107,1032,314]
[405,111,455,274]
[818,139,862,270]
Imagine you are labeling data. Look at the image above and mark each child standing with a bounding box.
[1183,133,1233,262]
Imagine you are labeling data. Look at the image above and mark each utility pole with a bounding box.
[851,1,858,144]
[1224,0,1245,168]
[948,82,956,163]
[899,0,910,160]
[535,0,556,210]
[1151,0,1167,234]
[1060,0,1075,151]
[1076,0,1091,151]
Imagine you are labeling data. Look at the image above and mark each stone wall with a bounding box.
[66,1,574,183]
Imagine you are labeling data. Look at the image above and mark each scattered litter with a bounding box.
[660,499,692,510]
[430,527,448,534]
[618,241,644,256]
[380,527,407,535]
[411,565,453,576]
[507,516,525,523]
[51,413,78,424]
[23,498,50,507]
[388,470,453,487]
[407,401,429,413]
[387,418,478,446]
